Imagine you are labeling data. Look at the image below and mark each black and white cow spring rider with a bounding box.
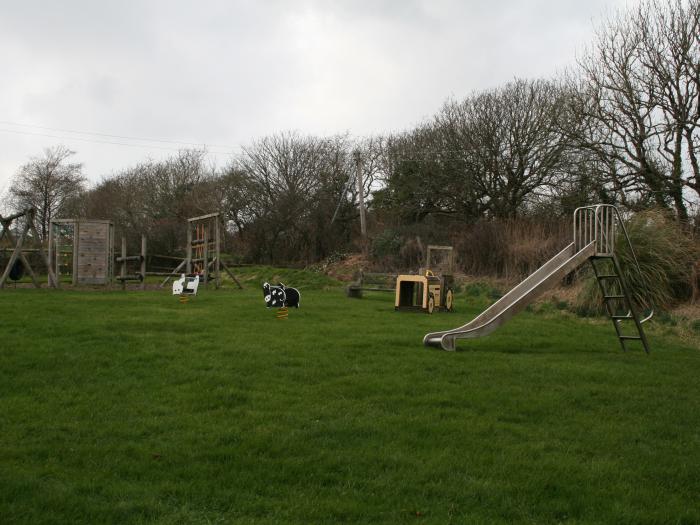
[263,282,301,319]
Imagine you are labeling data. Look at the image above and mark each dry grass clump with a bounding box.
[454,218,569,280]
[576,209,699,315]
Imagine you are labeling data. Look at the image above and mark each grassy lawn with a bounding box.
[1,276,698,524]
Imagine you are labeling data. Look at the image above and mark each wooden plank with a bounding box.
[188,212,220,223]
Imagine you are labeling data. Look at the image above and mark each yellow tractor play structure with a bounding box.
[395,245,454,314]
[395,270,454,313]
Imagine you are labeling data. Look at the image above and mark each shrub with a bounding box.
[691,319,700,334]
[370,229,403,265]
[576,209,699,315]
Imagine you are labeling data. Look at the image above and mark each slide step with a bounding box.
[619,335,642,340]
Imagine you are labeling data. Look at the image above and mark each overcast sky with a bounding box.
[0,0,638,197]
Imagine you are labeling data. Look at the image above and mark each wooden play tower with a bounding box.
[160,212,242,290]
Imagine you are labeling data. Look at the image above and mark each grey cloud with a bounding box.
[0,0,638,194]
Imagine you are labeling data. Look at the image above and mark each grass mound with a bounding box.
[224,265,343,290]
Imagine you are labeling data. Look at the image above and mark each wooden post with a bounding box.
[354,149,367,256]
[54,223,62,285]
[203,222,209,289]
[186,224,192,274]
[72,221,79,285]
[215,217,221,288]
[36,215,58,288]
[140,235,147,290]
[121,236,127,291]
[48,221,54,287]
[108,223,115,287]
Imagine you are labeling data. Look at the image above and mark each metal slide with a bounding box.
[424,204,654,352]
[423,241,596,351]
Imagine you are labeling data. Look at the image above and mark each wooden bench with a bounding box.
[346,271,397,298]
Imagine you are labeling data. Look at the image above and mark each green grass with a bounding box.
[0,283,699,524]
[231,265,342,289]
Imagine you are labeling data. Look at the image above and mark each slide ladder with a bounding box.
[423,204,653,352]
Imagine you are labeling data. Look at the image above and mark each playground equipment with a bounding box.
[395,270,454,313]
[173,274,200,302]
[160,213,242,290]
[116,235,146,290]
[263,282,301,319]
[423,245,455,276]
[424,205,653,352]
[0,208,57,288]
[263,282,301,308]
[395,245,455,313]
[49,218,114,285]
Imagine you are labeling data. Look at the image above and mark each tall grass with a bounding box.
[453,218,570,280]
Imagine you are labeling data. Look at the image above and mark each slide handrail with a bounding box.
[573,205,654,323]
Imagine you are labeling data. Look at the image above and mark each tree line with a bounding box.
[5,0,699,266]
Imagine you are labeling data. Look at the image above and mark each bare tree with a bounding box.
[639,0,700,207]
[440,79,572,219]
[574,0,700,219]
[75,149,219,255]
[376,80,572,222]
[232,131,353,262]
[9,145,86,239]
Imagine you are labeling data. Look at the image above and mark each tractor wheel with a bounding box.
[445,289,454,311]
[427,294,435,314]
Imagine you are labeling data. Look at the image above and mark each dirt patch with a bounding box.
[323,254,369,282]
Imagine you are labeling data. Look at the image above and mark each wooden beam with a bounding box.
[120,237,127,290]
[18,252,39,287]
[220,259,243,289]
[159,259,186,288]
[35,217,58,288]
[203,224,209,289]
[215,217,221,288]
[186,225,192,274]
[187,212,220,223]
[0,209,32,223]
[140,235,147,290]
[72,220,79,285]
[0,218,31,287]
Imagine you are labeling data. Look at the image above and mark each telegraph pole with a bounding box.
[354,149,367,255]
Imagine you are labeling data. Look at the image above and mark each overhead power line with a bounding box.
[0,127,236,156]
[0,120,241,153]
